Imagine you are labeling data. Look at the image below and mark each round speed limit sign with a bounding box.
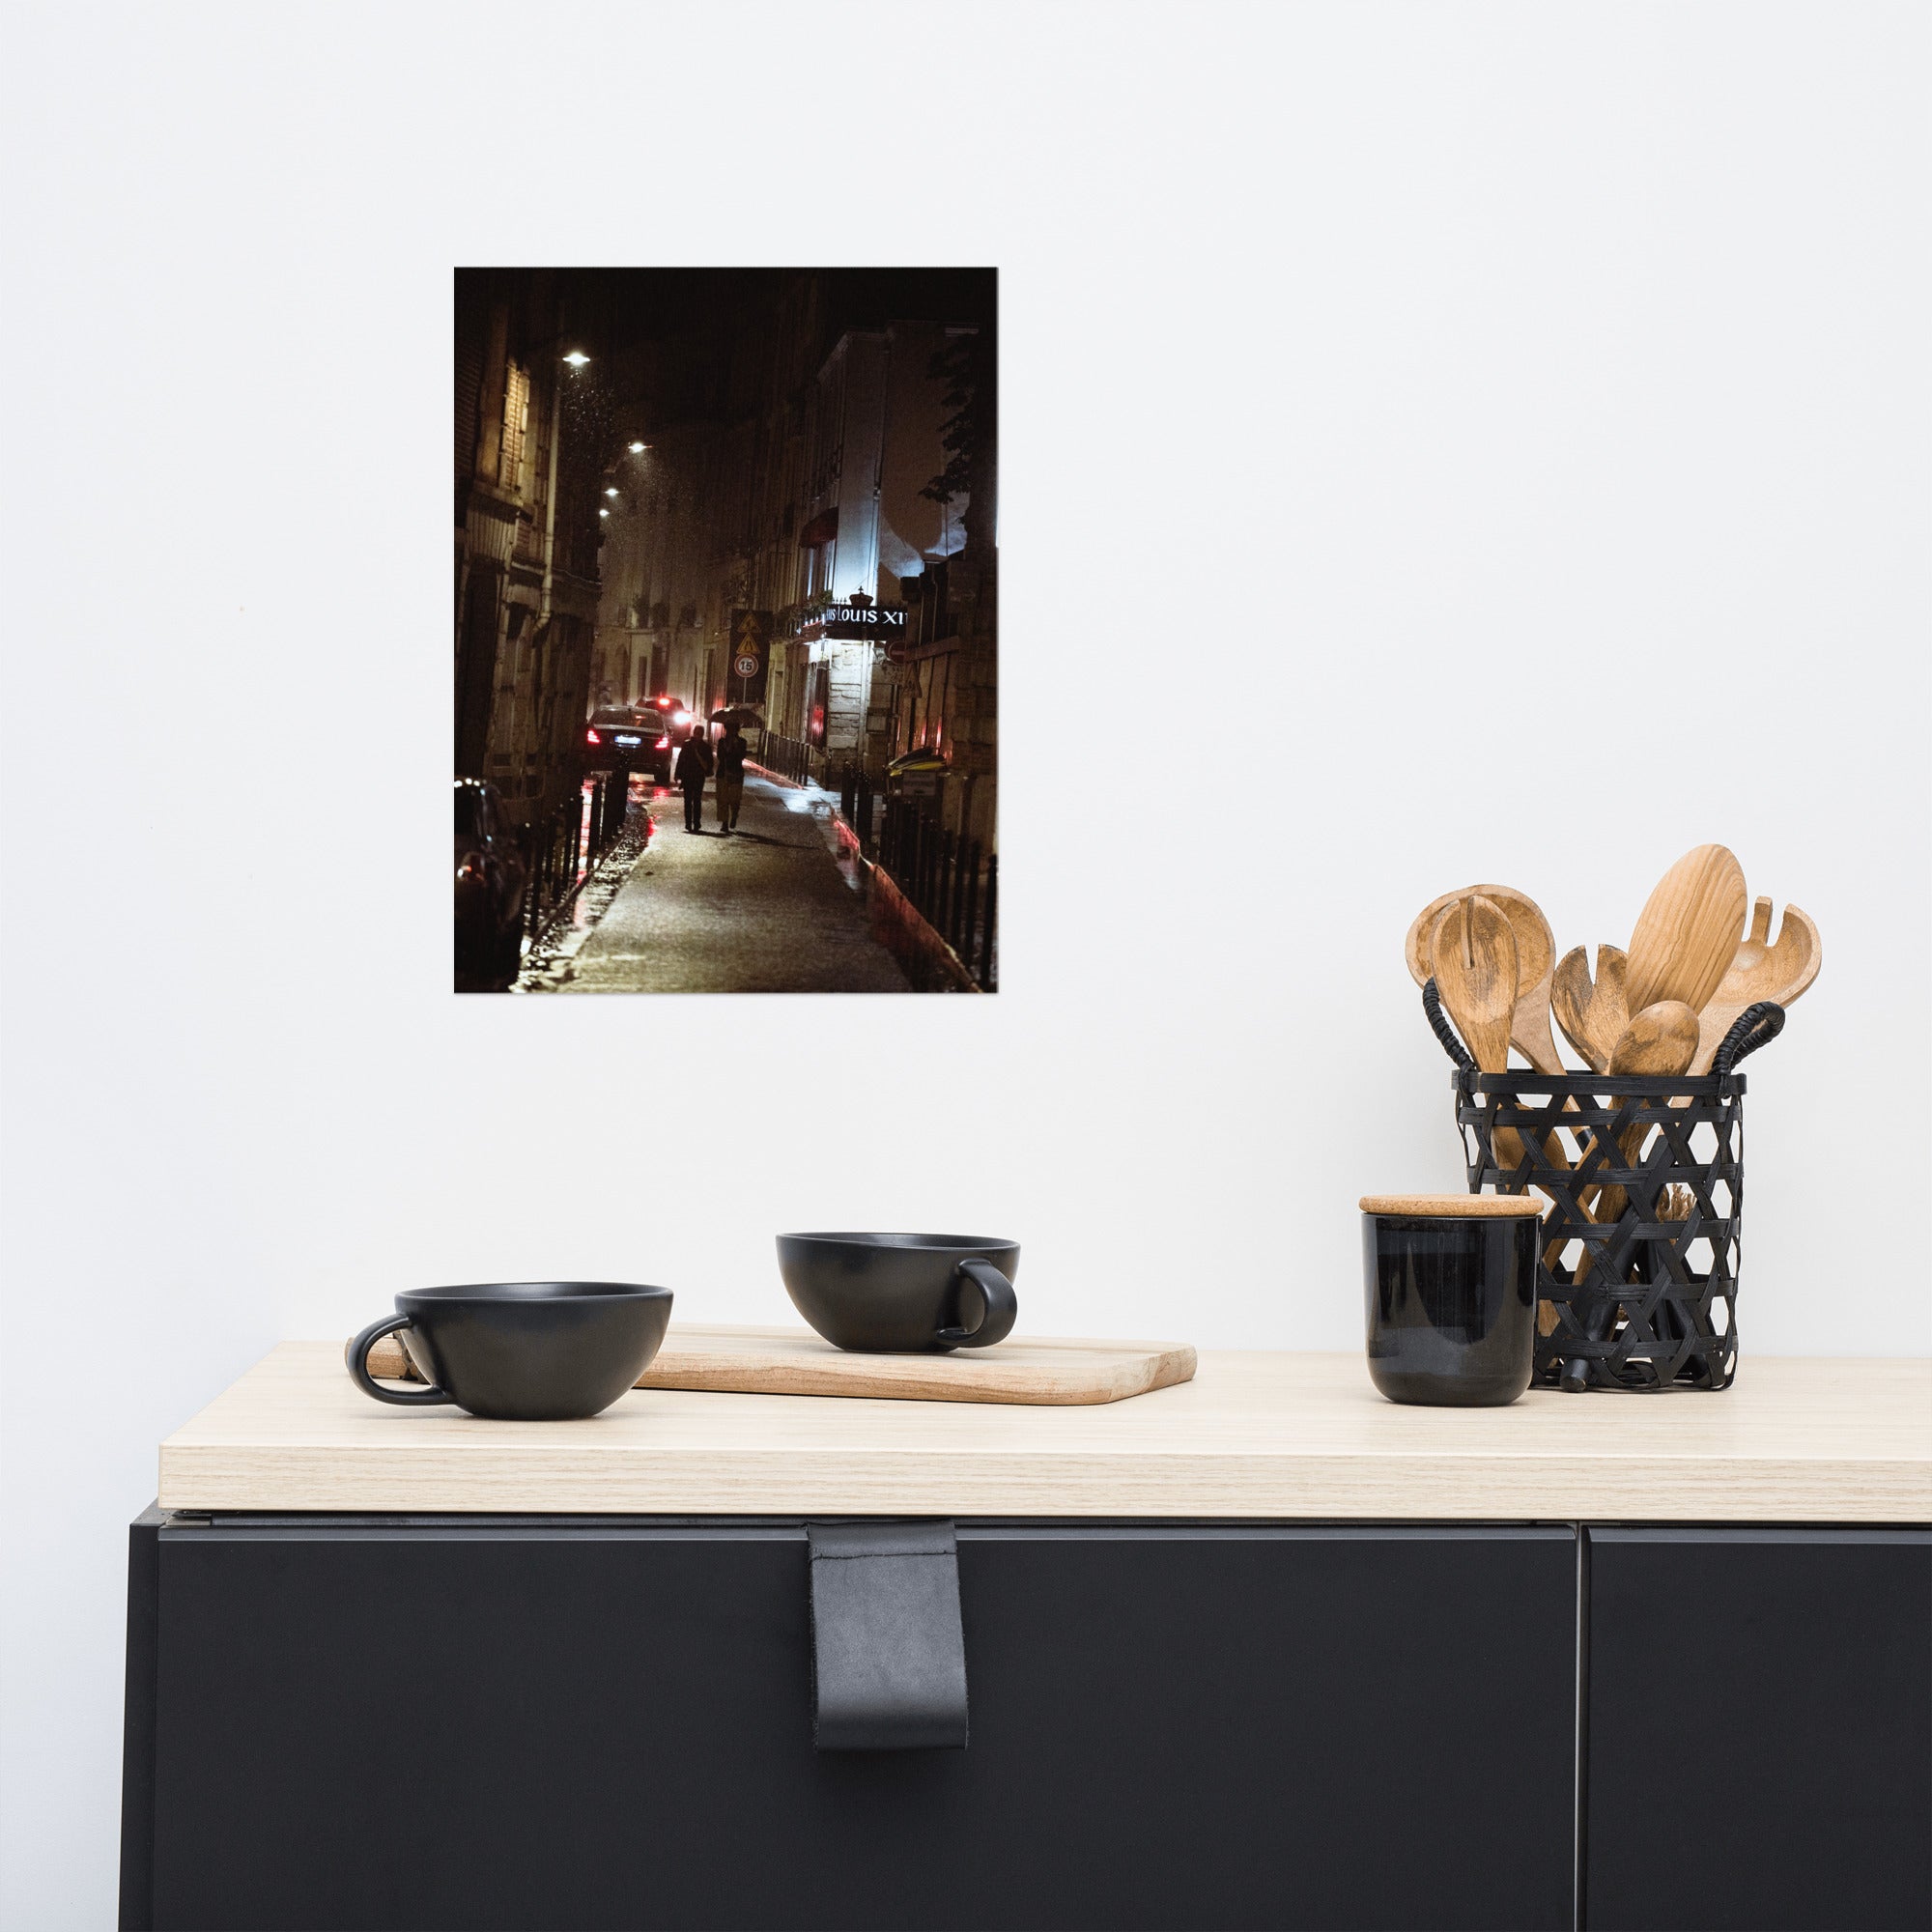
[733,652,760,678]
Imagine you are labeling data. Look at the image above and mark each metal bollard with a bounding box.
[522,824,540,941]
[962,839,981,966]
[979,854,997,989]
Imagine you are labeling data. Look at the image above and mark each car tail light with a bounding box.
[585,728,601,746]
[457,850,489,882]
[655,734,669,749]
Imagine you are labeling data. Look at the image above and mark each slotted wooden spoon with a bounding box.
[1406,884,1564,1074]
[1429,894,1567,1188]
[1428,895,1578,1321]
[1428,895,1517,1075]
[1551,945,1630,1076]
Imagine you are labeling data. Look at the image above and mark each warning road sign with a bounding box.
[725,610,772,701]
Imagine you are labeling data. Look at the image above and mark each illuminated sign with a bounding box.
[816,604,907,640]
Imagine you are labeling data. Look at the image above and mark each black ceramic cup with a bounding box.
[344,1282,673,1420]
[1360,1196,1542,1406]
[776,1233,1019,1353]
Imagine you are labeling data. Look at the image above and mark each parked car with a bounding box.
[582,707,674,783]
[454,778,526,991]
[641,693,696,734]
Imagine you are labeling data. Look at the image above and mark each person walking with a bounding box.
[715,719,749,834]
[673,727,712,834]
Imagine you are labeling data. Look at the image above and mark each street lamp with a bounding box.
[562,350,590,368]
[599,435,655,510]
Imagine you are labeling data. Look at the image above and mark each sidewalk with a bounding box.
[557,774,911,993]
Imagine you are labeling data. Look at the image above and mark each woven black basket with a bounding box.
[1426,989,1786,1391]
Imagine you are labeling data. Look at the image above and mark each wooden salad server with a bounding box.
[1406,884,1564,1075]
[1624,844,1748,1019]
[1551,944,1630,1076]
[1429,895,1576,1328]
[1429,894,1564,1182]
[1690,897,1822,1074]
[1428,895,1518,1075]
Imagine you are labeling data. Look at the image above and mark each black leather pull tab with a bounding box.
[807,1520,968,1751]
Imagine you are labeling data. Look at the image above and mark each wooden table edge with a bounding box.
[156,1442,1932,1522]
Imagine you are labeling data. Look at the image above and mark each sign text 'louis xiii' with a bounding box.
[818,602,908,640]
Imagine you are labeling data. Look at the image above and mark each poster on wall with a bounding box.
[454,267,997,994]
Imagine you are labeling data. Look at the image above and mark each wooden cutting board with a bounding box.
[362,1322,1197,1407]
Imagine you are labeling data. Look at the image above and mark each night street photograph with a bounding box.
[454,267,998,993]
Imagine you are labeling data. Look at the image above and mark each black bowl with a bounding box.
[347,1281,673,1420]
[777,1233,1020,1353]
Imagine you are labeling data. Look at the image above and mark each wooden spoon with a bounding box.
[1690,897,1822,1073]
[1562,1001,1701,1388]
[1551,944,1630,1076]
[1625,844,1748,1018]
[1406,884,1563,1074]
[1609,1001,1701,1080]
[1590,999,1703,1219]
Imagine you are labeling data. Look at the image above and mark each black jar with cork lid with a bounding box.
[1360,1194,1544,1406]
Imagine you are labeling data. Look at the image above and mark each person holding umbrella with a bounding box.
[713,712,750,835]
[673,725,712,834]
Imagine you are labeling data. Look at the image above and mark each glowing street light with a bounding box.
[604,486,619,497]
[627,440,647,454]
[562,350,590,368]
[598,507,610,519]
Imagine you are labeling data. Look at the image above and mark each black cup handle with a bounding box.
[938,1258,1017,1349]
[345,1314,454,1406]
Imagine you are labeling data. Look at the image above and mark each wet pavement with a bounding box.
[531,772,911,993]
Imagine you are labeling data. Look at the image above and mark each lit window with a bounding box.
[499,361,530,487]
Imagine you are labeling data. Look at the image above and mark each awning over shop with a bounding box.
[798,507,838,548]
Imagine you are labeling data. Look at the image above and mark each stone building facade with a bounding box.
[453,270,605,824]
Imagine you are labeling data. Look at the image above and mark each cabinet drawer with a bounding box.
[128,1518,1577,1932]
[1585,1528,1931,1932]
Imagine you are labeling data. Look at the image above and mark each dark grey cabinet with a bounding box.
[122,1513,1932,1931]
[1583,1528,1931,1932]
[120,1517,1577,1932]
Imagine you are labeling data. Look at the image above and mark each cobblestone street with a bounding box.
[530,772,910,993]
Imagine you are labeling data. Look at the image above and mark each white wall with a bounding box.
[3,4,1925,1922]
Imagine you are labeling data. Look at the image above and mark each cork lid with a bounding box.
[1359,1193,1545,1218]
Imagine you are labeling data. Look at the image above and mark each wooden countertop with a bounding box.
[156,1342,1932,1521]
